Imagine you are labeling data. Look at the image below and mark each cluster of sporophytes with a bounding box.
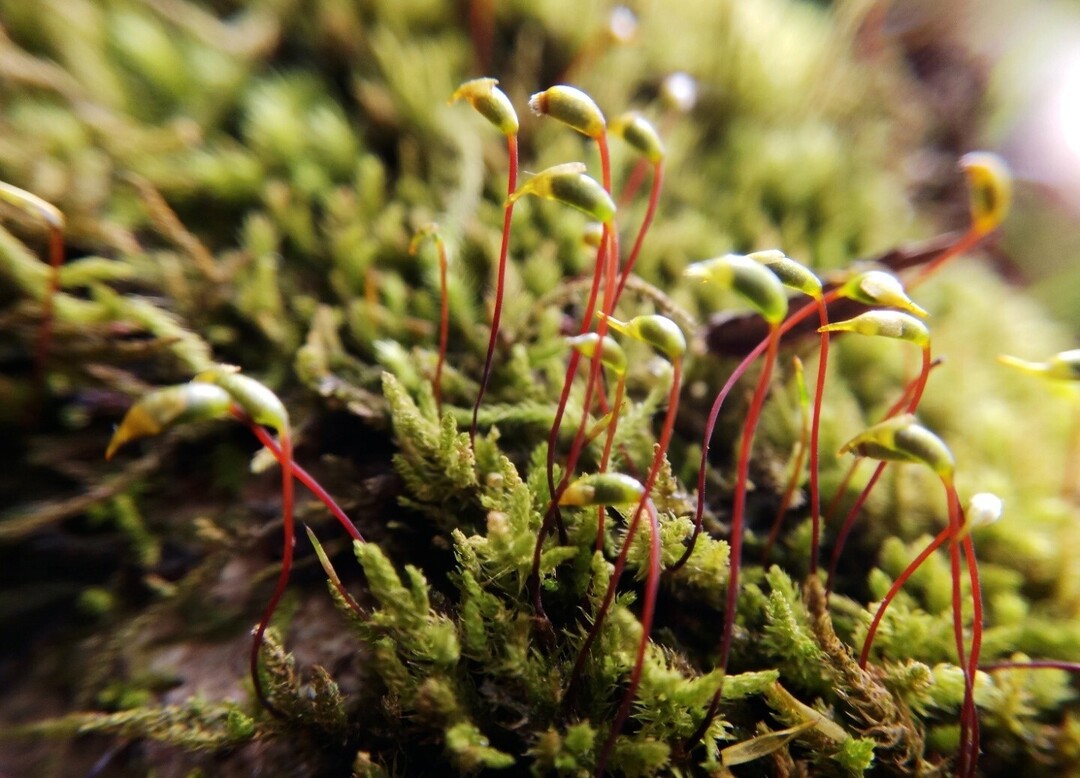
[3,1,1080,776]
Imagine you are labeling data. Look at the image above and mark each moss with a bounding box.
[1,1,1078,776]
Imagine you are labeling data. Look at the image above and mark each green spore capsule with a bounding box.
[840,270,928,318]
[998,350,1080,382]
[599,313,686,361]
[508,163,616,223]
[194,365,289,435]
[568,332,627,375]
[819,310,930,346]
[686,254,789,325]
[450,78,519,136]
[529,85,606,139]
[559,472,645,507]
[610,111,664,163]
[747,250,822,299]
[839,414,954,478]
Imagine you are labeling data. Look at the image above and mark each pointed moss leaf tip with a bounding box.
[598,312,686,360]
[559,472,645,507]
[840,270,928,318]
[960,151,1012,236]
[0,180,65,230]
[450,78,519,136]
[106,382,233,459]
[747,249,822,298]
[508,163,615,223]
[610,111,664,163]
[838,414,954,478]
[567,332,627,375]
[685,253,788,324]
[195,366,289,435]
[528,85,606,138]
[819,310,930,346]
[998,349,1080,382]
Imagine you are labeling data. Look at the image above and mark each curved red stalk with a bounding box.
[241,416,364,542]
[673,292,837,571]
[471,134,519,443]
[946,489,972,778]
[690,325,780,748]
[249,429,294,716]
[613,161,663,308]
[858,524,951,667]
[545,228,610,518]
[761,380,811,565]
[532,229,614,617]
[826,346,931,593]
[808,297,829,574]
[617,158,650,208]
[566,358,682,703]
[595,500,661,777]
[595,375,627,552]
[909,227,981,288]
[960,524,984,778]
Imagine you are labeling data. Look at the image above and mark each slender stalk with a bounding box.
[826,347,932,593]
[241,416,364,542]
[762,359,811,565]
[595,375,627,551]
[249,428,294,717]
[566,357,682,701]
[807,297,828,574]
[595,500,661,777]
[673,290,838,571]
[613,160,663,307]
[689,324,780,748]
[471,134,519,442]
[858,524,951,667]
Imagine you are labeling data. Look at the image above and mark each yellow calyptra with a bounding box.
[998,350,1080,382]
[960,151,1012,237]
[449,78,519,136]
[105,382,234,460]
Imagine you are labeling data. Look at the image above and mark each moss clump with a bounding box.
[1,1,1079,776]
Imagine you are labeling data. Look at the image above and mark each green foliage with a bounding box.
[2,0,1080,776]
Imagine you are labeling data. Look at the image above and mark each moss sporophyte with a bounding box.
[2,9,1075,772]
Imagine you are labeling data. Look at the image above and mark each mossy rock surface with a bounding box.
[1,1,1078,776]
